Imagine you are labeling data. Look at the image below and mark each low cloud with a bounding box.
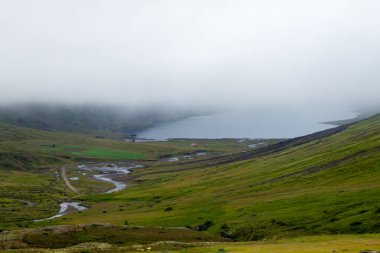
[0,0,379,112]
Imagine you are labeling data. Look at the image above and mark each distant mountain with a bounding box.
[0,104,196,138]
[322,112,378,126]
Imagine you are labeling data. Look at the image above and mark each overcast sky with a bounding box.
[0,0,379,111]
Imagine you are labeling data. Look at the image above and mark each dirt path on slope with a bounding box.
[61,166,78,193]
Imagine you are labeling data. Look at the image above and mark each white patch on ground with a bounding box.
[34,202,87,222]
[248,143,265,148]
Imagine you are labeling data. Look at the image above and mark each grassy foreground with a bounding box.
[1,234,379,252]
[174,234,380,253]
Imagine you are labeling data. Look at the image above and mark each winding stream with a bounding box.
[93,174,127,193]
[78,163,143,193]
[34,163,143,222]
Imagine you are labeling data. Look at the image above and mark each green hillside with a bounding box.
[43,114,380,240]
[1,114,379,251]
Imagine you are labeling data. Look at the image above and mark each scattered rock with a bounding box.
[194,221,213,231]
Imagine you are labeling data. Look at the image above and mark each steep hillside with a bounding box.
[47,114,380,240]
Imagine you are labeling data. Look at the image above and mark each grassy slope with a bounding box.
[0,122,161,164]
[175,234,380,253]
[0,224,226,250]
[47,115,380,239]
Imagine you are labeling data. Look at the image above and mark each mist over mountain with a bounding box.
[0,103,201,136]
[0,1,379,138]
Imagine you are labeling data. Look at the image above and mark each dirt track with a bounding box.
[61,166,78,193]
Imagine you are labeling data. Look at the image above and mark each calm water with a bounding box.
[139,108,357,139]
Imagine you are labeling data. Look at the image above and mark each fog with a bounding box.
[1,0,380,113]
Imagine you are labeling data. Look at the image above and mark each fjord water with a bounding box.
[139,108,358,139]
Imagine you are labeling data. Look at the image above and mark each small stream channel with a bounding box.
[78,163,143,193]
[163,152,207,162]
[34,163,143,222]
[33,202,87,222]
